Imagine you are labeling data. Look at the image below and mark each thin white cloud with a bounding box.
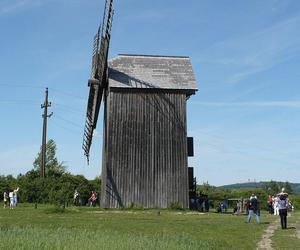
[271,0,292,13]
[198,14,300,84]
[0,0,29,14]
[0,0,44,15]
[191,101,300,108]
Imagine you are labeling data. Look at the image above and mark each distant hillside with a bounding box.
[219,182,300,194]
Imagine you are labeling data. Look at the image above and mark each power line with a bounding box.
[0,83,45,89]
[0,84,87,101]
[49,87,86,101]
[51,120,83,135]
[0,100,41,105]
[54,114,83,128]
[52,102,86,115]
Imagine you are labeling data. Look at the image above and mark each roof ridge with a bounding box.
[117,54,190,59]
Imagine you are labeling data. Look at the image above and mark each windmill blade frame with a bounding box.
[82,0,114,162]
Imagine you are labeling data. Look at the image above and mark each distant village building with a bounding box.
[100,54,198,208]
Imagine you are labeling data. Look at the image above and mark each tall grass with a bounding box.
[0,204,279,250]
[0,226,225,250]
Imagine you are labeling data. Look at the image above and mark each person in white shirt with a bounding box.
[9,191,14,209]
[13,187,19,208]
[73,189,80,206]
[278,189,289,229]
[273,195,279,216]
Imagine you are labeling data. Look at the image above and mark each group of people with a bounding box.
[232,200,243,214]
[267,193,294,216]
[189,194,209,212]
[73,190,99,207]
[216,197,229,213]
[216,201,228,213]
[247,189,290,229]
[3,187,19,209]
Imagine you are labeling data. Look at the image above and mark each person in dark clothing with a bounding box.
[278,189,289,229]
[267,195,273,214]
[246,194,260,224]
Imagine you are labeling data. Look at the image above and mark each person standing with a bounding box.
[273,195,279,216]
[9,190,14,209]
[13,187,19,208]
[246,194,260,224]
[88,191,97,207]
[73,189,80,206]
[267,195,273,214]
[278,189,289,229]
[3,191,8,208]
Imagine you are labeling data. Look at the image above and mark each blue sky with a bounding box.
[0,0,299,186]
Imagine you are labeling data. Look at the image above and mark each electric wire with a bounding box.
[0,100,41,105]
[50,119,83,135]
[0,83,87,101]
[54,113,84,129]
[0,83,45,89]
[49,87,86,101]
[52,102,86,115]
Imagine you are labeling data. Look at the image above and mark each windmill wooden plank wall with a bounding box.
[100,55,197,208]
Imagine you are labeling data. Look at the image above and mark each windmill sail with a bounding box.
[83,0,114,162]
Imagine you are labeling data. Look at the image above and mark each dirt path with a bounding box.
[256,219,279,250]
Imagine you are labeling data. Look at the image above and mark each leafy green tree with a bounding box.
[283,181,293,194]
[0,175,17,193]
[263,180,280,195]
[33,139,67,177]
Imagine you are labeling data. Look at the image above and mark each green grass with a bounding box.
[271,212,300,250]
[0,204,282,250]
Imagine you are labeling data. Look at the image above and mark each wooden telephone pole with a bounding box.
[40,87,53,178]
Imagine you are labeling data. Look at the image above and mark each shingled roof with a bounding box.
[108,54,198,93]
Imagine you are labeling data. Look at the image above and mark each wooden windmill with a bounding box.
[83,0,198,209]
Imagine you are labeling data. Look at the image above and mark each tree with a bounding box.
[283,181,293,194]
[33,139,67,177]
[263,180,280,195]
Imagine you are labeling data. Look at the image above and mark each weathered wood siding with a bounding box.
[101,89,189,208]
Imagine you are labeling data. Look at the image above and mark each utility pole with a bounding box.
[40,87,53,178]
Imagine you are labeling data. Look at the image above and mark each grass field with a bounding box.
[271,211,300,250]
[0,204,298,250]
